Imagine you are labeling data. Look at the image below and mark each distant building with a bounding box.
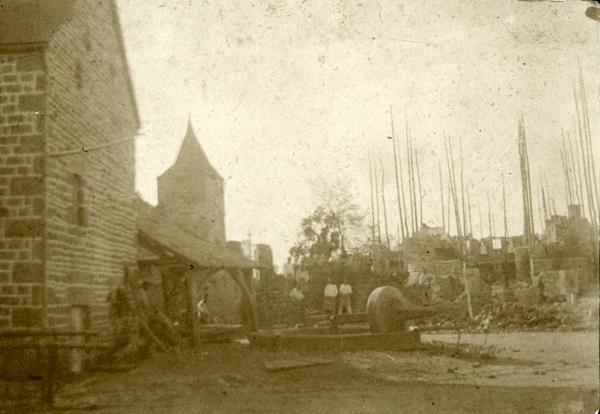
[157,120,226,244]
[0,1,140,330]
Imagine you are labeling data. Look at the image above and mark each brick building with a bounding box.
[0,1,139,331]
[157,120,226,244]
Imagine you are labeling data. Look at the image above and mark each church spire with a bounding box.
[185,113,195,139]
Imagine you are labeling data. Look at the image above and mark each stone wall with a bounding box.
[406,259,463,285]
[0,48,47,328]
[43,1,138,331]
[0,1,138,330]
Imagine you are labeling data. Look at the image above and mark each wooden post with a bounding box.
[230,269,258,332]
[185,270,198,346]
[45,343,57,407]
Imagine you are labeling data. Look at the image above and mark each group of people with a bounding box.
[323,278,353,314]
[288,274,354,325]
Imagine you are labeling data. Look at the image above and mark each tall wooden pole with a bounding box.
[380,160,391,251]
[446,137,463,245]
[415,148,423,231]
[574,87,597,226]
[445,136,472,319]
[410,130,419,232]
[459,139,468,241]
[439,163,446,232]
[368,152,376,249]
[478,204,483,242]
[560,131,573,207]
[487,191,493,243]
[567,131,583,208]
[390,105,407,240]
[502,174,508,239]
[578,68,599,225]
[405,114,415,235]
[373,160,382,244]
[536,185,544,235]
[396,134,410,237]
[518,115,535,246]
[447,179,453,236]
[467,183,473,238]
[541,183,549,222]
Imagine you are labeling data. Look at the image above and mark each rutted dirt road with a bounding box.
[8,332,597,414]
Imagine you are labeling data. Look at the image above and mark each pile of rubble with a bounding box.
[425,299,598,332]
[470,300,598,332]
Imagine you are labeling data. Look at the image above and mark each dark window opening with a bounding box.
[70,173,87,227]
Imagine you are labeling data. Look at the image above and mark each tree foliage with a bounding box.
[290,182,367,261]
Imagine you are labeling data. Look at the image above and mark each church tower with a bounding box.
[157,120,226,244]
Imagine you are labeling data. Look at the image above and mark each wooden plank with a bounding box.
[0,329,98,338]
[263,357,334,372]
[0,342,111,350]
[330,313,368,325]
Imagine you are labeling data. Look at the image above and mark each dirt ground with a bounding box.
[5,332,598,414]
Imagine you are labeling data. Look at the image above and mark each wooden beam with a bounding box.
[228,269,258,332]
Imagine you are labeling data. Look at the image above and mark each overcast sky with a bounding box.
[117,0,599,267]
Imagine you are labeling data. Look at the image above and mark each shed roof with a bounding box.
[136,196,262,270]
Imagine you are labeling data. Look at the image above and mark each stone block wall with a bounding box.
[0,1,138,331]
[0,48,47,328]
[43,1,138,331]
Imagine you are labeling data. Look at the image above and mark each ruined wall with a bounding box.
[406,259,463,285]
[0,49,47,328]
[43,1,138,331]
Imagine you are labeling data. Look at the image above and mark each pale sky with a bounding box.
[117,0,599,268]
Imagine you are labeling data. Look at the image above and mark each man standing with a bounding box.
[283,257,295,279]
[323,278,338,314]
[338,279,352,314]
[295,264,310,289]
[197,294,212,324]
[289,282,306,327]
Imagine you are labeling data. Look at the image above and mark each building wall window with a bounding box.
[70,173,87,227]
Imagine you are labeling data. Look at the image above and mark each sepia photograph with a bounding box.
[0,0,599,412]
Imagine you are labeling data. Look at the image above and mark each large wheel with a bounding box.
[366,286,412,333]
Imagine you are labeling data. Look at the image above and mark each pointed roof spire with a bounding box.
[159,116,222,181]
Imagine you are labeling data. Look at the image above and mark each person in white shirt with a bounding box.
[289,282,306,327]
[283,257,295,279]
[323,278,338,314]
[338,279,352,314]
[197,294,211,324]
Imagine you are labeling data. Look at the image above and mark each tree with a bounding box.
[290,181,367,261]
